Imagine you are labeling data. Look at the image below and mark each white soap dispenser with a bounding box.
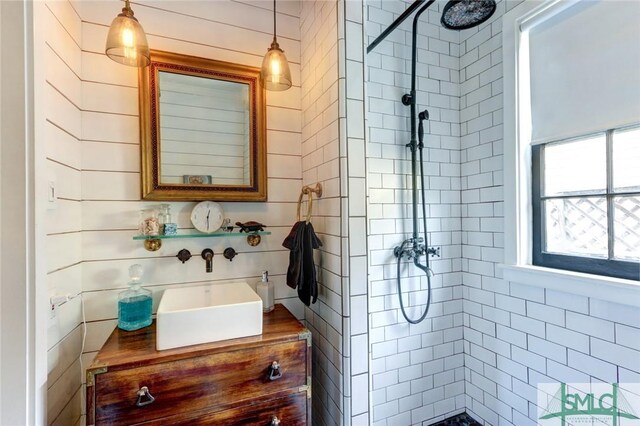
[256,270,274,313]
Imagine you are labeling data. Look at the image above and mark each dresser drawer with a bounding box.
[138,391,308,425]
[94,340,307,425]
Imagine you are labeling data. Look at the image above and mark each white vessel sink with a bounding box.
[156,281,263,350]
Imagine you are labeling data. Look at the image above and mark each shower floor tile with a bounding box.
[429,412,482,426]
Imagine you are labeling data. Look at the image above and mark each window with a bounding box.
[502,0,640,301]
[531,126,640,280]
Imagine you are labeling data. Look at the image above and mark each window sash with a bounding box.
[532,136,640,281]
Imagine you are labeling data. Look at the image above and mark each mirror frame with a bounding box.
[139,50,267,201]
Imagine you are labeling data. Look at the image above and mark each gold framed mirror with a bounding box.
[139,50,267,201]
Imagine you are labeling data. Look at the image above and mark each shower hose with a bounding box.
[396,142,432,324]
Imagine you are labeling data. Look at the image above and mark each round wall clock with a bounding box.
[190,201,224,233]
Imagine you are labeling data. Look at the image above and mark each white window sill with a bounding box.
[499,264,640,307]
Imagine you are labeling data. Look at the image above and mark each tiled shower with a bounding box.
[365,0,640,425]
[367,0,465,423]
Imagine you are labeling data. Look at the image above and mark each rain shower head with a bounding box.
[441,0,497,30]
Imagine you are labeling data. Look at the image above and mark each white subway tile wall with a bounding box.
[366,1,465,424]
[301,0,371,422]
[300,1,342,424]
[342,0,370,423]
[458,1,640,425]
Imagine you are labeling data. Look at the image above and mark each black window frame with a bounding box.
[532,129,640,281]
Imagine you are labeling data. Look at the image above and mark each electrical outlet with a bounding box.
[48,294,67,327]
[50,295,68,306]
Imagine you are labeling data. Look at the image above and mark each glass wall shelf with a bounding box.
[133,230,270,252]
[133,230,271,240]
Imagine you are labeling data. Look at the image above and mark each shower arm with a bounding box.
[367,0,427,54]
[367,0,436,152]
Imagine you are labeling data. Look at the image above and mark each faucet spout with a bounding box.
[201,249,214,273]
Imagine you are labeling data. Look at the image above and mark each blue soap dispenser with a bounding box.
[118,264,152,331]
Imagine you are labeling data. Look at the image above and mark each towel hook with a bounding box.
[302,182,322,197]
[296,183,322,224]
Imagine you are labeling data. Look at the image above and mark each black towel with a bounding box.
[282,221,322,306]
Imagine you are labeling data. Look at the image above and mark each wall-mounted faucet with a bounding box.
[201,249,214,273]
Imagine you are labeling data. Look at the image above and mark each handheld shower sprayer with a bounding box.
[418,109,429,148]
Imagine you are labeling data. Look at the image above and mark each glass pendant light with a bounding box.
[105,0,150,67]
[260,0,292,91]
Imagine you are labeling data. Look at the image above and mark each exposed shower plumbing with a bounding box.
[394,239,440,258]
[368,0,497,324]
[393,238,440,262]
[394,238,423,261]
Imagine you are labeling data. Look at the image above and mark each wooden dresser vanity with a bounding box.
[86,304,311,425]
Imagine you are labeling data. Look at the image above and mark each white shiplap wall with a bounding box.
[365,1,465,424]
[41,1,303,423]
[43,0,84,424]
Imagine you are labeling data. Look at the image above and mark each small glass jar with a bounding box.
[139,208,160,236]
[158,204,170,235]
[160,204,178,236]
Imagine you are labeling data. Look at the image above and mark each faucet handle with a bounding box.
[176,249,192,263]
[223,247,237,262]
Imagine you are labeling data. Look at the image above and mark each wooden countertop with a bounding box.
[89,304,308,373]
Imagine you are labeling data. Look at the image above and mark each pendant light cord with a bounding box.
[273,0,277,39]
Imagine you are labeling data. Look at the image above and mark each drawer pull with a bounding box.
[268,361,282,381]
[271,416,281,425]
[135,386,156,407]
